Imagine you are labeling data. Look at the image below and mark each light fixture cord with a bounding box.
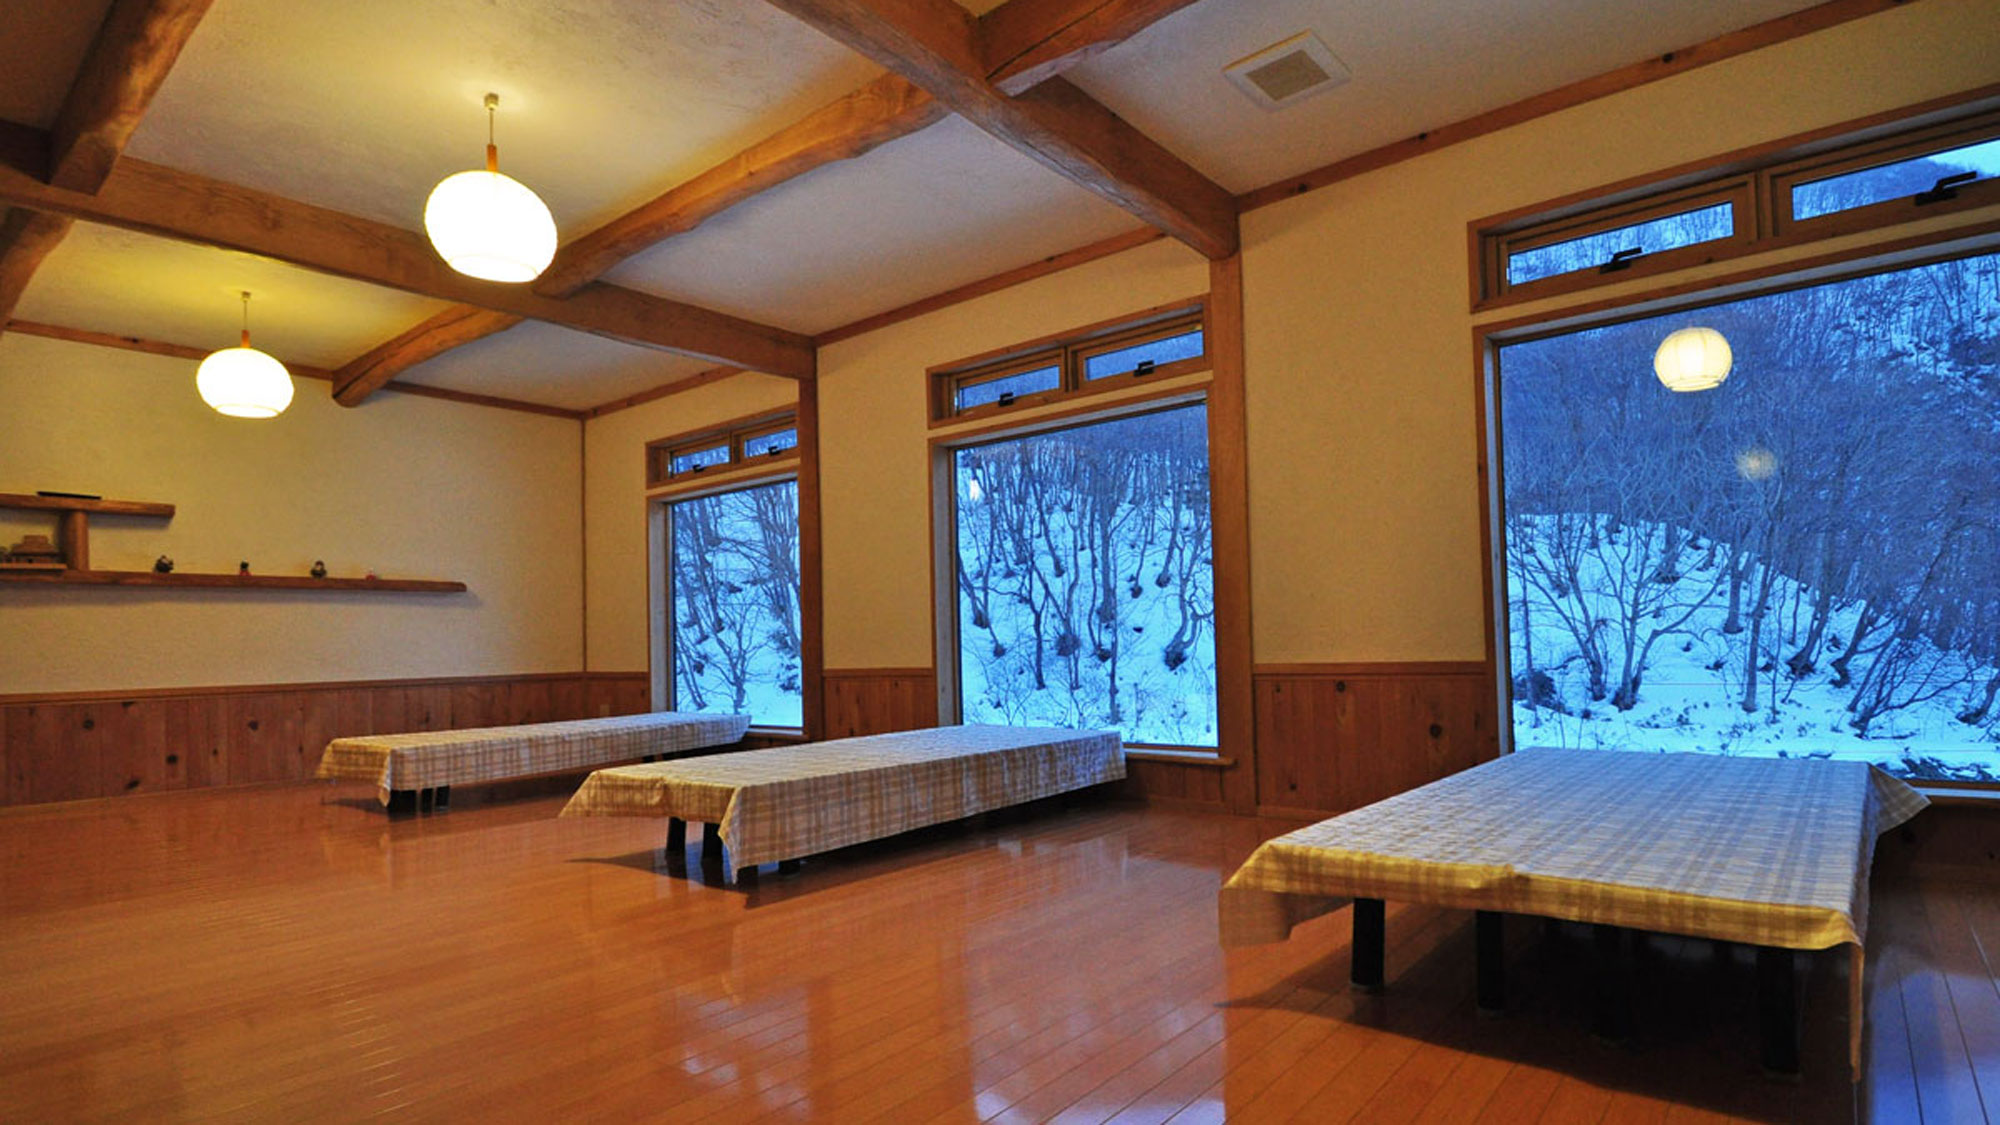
[239,290,250,348]
[485,93,499,173]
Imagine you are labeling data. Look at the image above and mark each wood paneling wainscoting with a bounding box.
[0,671,650,808]
[821,667,938,738]
[1252,661,1498,819]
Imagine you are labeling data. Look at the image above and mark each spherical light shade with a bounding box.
[1653,326,1733,393]
[197,346,294,418]
[423,170,558,283]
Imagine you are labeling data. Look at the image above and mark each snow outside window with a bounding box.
[670,479,803,727]
[1497,250,2000,782]
[953,405,1217,747]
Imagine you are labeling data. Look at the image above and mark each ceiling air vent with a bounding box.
[1224,31,1350,111]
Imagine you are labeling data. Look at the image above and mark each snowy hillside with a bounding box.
[1509,514,2000,781]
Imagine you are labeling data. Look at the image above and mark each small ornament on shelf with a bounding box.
[364,569,379,580]
[154,555,174,574]
[310,559,327,579]
[238,561,251,576]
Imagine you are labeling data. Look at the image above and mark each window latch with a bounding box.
[1134,360,1156,377]
[690,463,705,473]
[997,391,1016,406]
[1599,247,1644,273]
[1915,171,1977,206]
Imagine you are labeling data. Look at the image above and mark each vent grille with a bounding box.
[1225,32,1349,111]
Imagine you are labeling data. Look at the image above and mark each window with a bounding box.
[952,404,1217,747]
[932,305,1206,422]
[1494,250,2000,783]
[1475,96,2000,307]
[1504,201,1735,286]
[647,411,800,486]
[668,479,802,727]
[1790,136,2000,221]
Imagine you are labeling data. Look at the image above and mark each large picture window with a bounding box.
[669,479,802,728]
[1496,249,2000,782]
[952,404,1217,746]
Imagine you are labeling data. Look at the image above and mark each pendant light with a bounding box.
[197,291,294,418]
[423,92,557,283]
[1653,326,1733,393]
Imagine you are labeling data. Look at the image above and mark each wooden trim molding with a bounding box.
[582,365,745,420]
[1253,661,1492,679]
[816,227,1165,347]
[3,318,585,420]
[1236,0,1910,214]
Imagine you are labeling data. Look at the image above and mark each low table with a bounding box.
[561,724,1125,883]
[315,711,752,810]
[1218,748,1927,1075]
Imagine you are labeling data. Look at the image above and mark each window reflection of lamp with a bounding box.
[1654,326,1733,392]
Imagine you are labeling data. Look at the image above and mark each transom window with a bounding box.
[931,305,1207,423]
[647,411,799,486]
[1475,98,2000,307]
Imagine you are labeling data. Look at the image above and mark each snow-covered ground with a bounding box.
[1509,514,1999,781]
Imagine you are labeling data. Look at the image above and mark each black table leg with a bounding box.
[434,785,450,809]
[666,817,686,854]
[418,787,434,813]
[778,858,802,874]
[1476,911,1506,1015]
[702,822,721,852]
[737,863,758,887]
[1352,898,1386,993]
[386,789,416,815]
[1592,924,1632,1044]
[1758,946,1800,1077]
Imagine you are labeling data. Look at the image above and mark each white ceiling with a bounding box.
[1,0,1831,412]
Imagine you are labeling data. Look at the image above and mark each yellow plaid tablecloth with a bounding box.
[1220,748,1926,951]
[561,724,1125,878]
[315,711,751,804]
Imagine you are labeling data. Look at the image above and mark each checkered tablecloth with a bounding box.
[315,711,752,804]
[1220,748,1926,951]
[561,724,1125,878]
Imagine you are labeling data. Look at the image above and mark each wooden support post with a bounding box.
[1592,924,1632,1044]
[1476,911,1506,1015]
[58,510,88,570]
[1758,946,1800,1077]
[1351,898,1385,992]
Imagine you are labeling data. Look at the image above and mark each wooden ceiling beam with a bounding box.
[761,0,1238,260]
[0,2,214,335]
[48,0,216,194]
[332,307,524,406]
[0,209,75,324]
[331,0,1199,400]
[536,73,947,299]
[981,0,1203,95]
[0,144,817,379]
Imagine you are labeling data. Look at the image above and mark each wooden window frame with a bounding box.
[1473,87,2000,311]
[1768,108,2000,239]
[930,391,1224,756]
[928,300,1208,425]
[651,472,806,734]
[645,408,800,489]
[1473,211,2000,791]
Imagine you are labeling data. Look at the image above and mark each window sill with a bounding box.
[1124,747,1234,768]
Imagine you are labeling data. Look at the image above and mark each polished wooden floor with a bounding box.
[0,782,1990,1123]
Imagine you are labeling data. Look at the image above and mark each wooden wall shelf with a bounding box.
[1,492,467,594]
[0,569,467,592]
